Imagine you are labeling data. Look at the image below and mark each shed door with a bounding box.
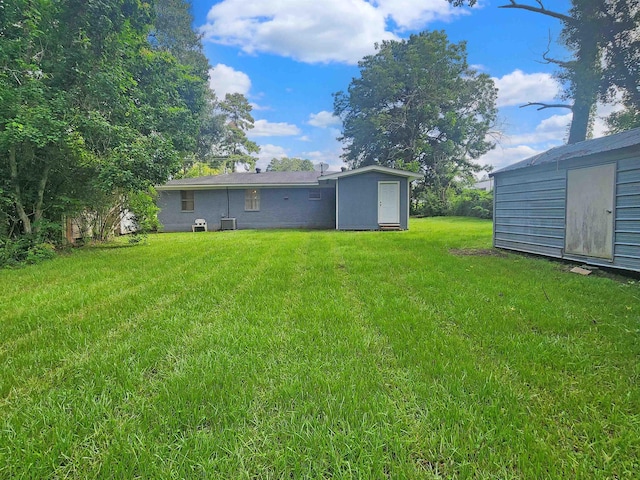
[565,163,615,259]
[378,181,400,224]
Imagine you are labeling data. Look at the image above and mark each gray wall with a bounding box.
[158,186,336,231]
[336,171,410,230]
[493,150,640,273]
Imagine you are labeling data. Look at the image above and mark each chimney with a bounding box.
[255,167,261,174]
[341,167,347,172]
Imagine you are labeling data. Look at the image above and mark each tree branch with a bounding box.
[520,102,574,111]
[499,1,575,24]
[538,32,573,68]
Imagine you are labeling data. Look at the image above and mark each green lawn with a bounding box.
[1,218,638,478]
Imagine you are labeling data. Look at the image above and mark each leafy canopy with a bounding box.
[333,31,497,194]
[0,0,214,242]
[267,158,315,172]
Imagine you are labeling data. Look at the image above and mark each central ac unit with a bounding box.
[220,217,237,230]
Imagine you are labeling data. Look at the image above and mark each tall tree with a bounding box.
[150,0,223,170]
[333,31,497,202]
[600,1,640,132]
[0,0,212,241]
[267,157,315,172]
[215,93,260,172]
[448,0,640,142]
[0,0,87,235]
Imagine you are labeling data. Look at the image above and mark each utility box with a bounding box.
[220,218,237,230]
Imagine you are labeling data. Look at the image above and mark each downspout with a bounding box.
[335,179,339,230]
[226,187,230,218]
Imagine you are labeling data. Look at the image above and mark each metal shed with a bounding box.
[491,127,640,273]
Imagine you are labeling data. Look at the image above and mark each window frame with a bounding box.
[245,189,260,211]
[181,190,195,212]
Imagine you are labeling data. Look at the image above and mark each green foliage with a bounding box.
[181,162,222,178]
[334,30,496,204]
[0,237,56,268]
[412,190,449,217]
[449,188,493,219]
[214,93,260,172]
[607,108,640,134]
[0,219,60,267]
[126,188,161,234]
[267,157,315,172]
[0,0,213,257]
[412,185,493,219]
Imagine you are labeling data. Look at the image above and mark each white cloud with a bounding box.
[493,70,561,108]
[373,0,468,31]
[303,147,346,171]
[508,113,572,145]
[250,120,301,137]
[308,111,341,128]
[478,113,572,170]
[201,0,393,64]
[208,64,251,98]
[477,144,543,172]
[200,0,462,64]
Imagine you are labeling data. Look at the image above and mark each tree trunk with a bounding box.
[567,99,592,144]
[8,146,32,235]
[566,33,600,145]
[33,165,51,234]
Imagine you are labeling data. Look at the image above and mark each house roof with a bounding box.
[157,165,423,190]
[492,127,640,175]
[156,170,330,190]
[320,165,423,181]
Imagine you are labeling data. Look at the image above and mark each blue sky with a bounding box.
[191,0,616,173]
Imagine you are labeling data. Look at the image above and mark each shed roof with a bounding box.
[157,170,330,190]
[320,165,423,181]
[492,127,640,175]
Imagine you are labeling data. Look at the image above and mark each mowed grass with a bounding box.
[1,218,639,479]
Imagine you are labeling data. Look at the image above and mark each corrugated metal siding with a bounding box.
[493,152,640,273]
[493,164,566,258]
[614,156,640,271]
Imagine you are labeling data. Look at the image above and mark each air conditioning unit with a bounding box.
[220,217,237,230]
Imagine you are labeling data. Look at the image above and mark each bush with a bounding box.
[450,189,493,219]
[412,191,449,217]
[411,187,493,219]
[0,237,57,268]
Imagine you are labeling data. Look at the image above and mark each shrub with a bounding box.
[450,189,493,219]
[0,236,57,268]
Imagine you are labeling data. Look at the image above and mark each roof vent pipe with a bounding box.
[255,168,261,174]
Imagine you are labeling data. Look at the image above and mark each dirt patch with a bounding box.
[449,248,507,257]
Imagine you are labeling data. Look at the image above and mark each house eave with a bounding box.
[156,182,323,191]
[321,165,422,181]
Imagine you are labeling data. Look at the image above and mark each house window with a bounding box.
[181,191,194,211]
[245,189,260,211]
[308,190,322,201]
